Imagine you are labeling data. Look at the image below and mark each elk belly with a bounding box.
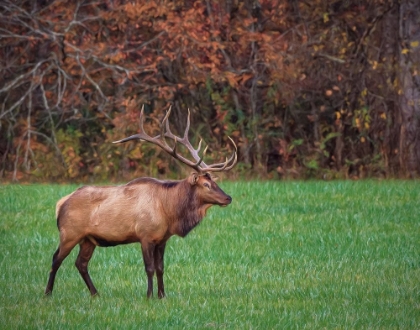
[86,234,138,247]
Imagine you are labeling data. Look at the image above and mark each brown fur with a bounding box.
[45,172,232,298]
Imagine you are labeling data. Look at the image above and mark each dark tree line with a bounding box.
[0,0,419,181]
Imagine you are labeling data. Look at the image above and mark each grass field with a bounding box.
[1,180,419,329]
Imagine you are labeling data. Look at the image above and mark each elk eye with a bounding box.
[203,182,210,189]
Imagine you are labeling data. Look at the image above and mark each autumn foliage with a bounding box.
[0,0,419,182]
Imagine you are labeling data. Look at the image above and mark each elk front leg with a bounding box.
[141,242,156,298]
[154,242,167,299]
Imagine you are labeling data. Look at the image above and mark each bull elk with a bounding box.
[45,106,237,298]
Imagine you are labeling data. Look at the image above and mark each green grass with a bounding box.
[1,180,419,329]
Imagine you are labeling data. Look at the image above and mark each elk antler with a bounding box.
[113,106,237,173]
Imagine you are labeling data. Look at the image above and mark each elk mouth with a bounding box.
[219,195,232,207]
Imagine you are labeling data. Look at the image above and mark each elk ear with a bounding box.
[188,172,199,186]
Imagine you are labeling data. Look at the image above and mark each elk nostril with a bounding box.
[226,196,232,203]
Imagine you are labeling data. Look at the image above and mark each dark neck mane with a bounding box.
[163,179,205,237]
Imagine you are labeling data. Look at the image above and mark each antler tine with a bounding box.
[223,136,238,171]
[184,109,191,141]
[196,138,202,152]
[161,106,196,163]
[162,107,207,167]
[161,106,173,148]
[200,136,238,172]
[112,105,151,144]
[191,145,208,168]
[160,106,209,171]
[162,106,172,136]
[206,153,236,171]
[183,111,207,160]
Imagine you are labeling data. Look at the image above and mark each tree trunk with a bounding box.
[398,0,420,177]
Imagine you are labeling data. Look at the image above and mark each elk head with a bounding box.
[189,172,232,207]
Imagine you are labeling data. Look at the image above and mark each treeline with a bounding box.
[1,0,419,182]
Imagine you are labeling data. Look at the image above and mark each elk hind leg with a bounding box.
[75,238,98,296]
[45,240,77,295]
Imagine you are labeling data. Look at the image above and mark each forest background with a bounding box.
[1,0,419,182]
